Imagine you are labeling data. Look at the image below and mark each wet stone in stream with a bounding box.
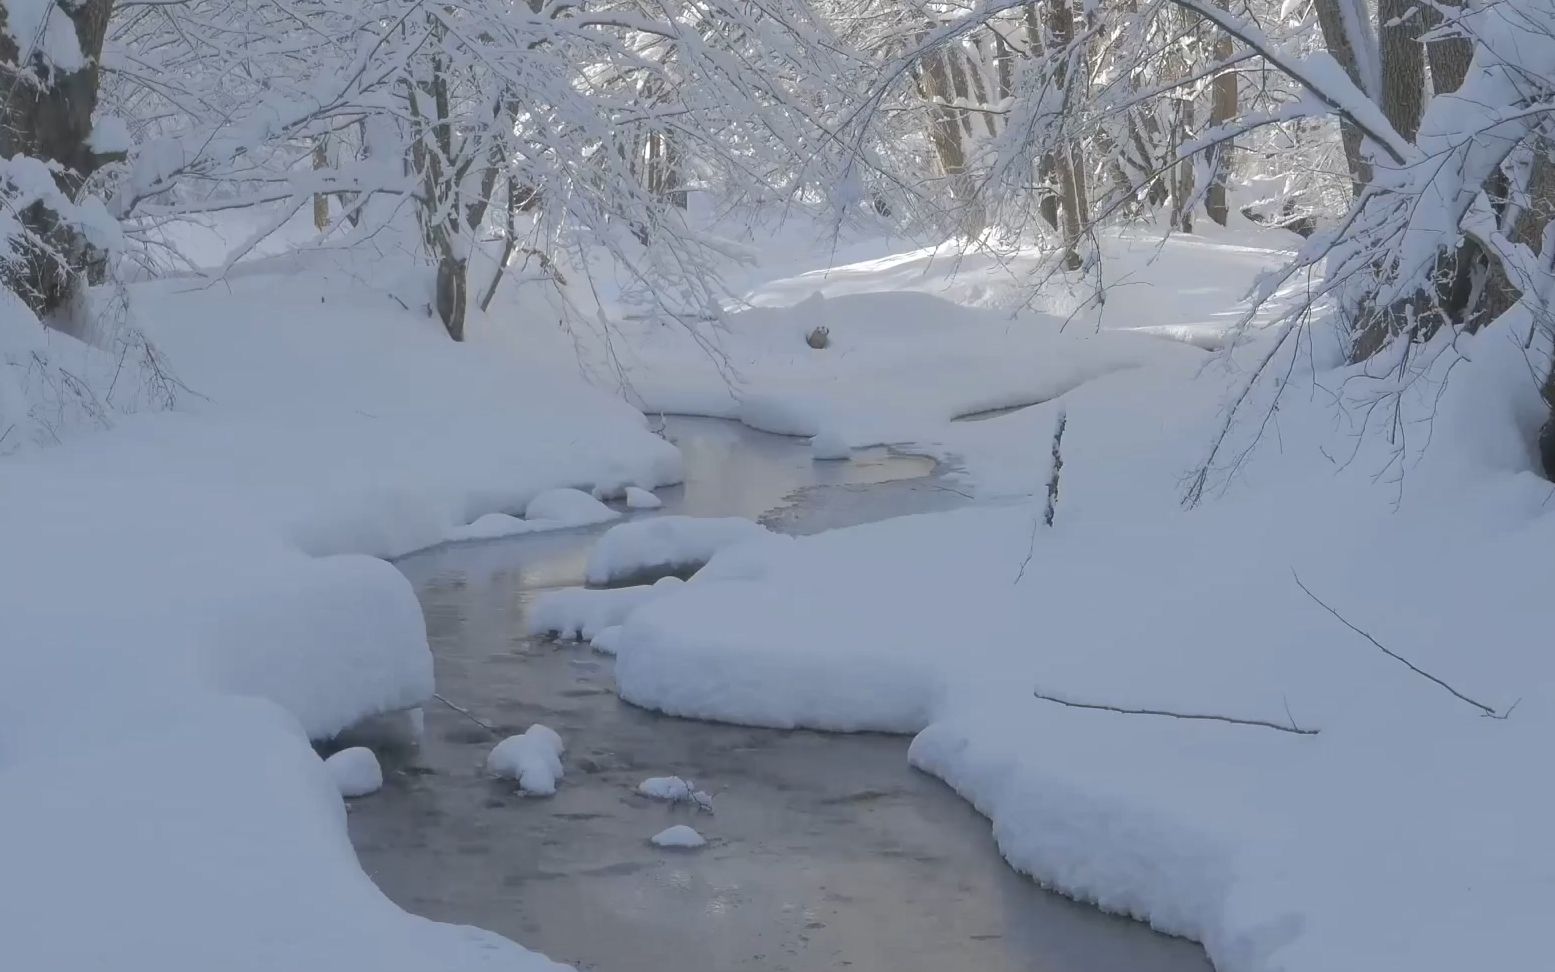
[343,417,1211,972]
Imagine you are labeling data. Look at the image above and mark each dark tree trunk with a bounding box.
[1204,6,1237,227]
[1311,0,1374,196]
[1378,0,1425,142]
[435,252,467,343]
[0,0,120,320]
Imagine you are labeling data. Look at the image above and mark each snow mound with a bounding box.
[323,746,383,798]
[447,512,534,542]
[529,577,684,641]
[736,393,826,437]
[487,725,565,795]
[810,427,853,460]
[525,487,621,526]
[638,775,693,800]
[650,825,707,849]
[586,515,776,585]
[590,625,627,655]
[446,489,621,542]
[638,776,714,809]
[625,486,663,509]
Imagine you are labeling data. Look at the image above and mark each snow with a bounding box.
[0,256,679,971]
[573,228,1305,489]
[638,776,694,800]
[599,310,1555,972]
[487,725,566,796]
[447,489,620,542]
[525,487,621,526]
[2,0,87,73]
[448,513,538,542]
[542,226,1555,972]
[625,485,663,509]
[324,747,384,798]
[529,578,685,642]
[638,776,714,808]
[584,515,779,585]
[650,825,707,849]
[88,113,133,156]
[810,427,853,460]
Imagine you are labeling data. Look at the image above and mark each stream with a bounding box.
[346,416,1212,972]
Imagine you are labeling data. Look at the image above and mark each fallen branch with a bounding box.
[1032,689,1320,734]
[1044,409,1067,528]
[1016,408,1067,583]
[433,692,500,734]
[1291,571,1509,718]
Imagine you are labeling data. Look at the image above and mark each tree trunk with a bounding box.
[1378,0,1425,143]
[1311,0,1374,195]
[313,138,330,231]
[1204,6,1237,227]
[1030,0,1087,268]
[0,0,119,320]
[1422,0,1472,96]
[917,47,983,234]
[435,249,467,342]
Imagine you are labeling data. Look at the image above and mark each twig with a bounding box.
[1032,689,1320,735]
[1044,409,1067,528]
[1016,408,1066,583]
[432,692,500,734]
[1291,571,1506,718]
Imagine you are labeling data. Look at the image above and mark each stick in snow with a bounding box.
[433,692,500,734]
[1032,689,1320,735]
[1291,571,1510,719]
[1016,408,1067,583]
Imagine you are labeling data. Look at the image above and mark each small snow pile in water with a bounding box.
[446,512,532,542]
[625,486,663,509]
[486,724,565,795]
[650,825,706,849]
[529,577,685,642]
[637,775,713,809]
[323,747,383,798]
[810,427,852,461]
[525,487,620,526]
[638,776,694,800]
[586,515,775,584]
[446,488,620,542]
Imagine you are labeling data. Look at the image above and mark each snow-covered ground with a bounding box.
[10,205,1545,972]
[559,224,1555,972]
[0,253,678,971]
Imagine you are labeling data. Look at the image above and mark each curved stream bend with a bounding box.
[344,417,1211,972]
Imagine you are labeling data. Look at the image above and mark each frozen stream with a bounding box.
[346,417,1211,972]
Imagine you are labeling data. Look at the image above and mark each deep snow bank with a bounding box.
[603,316,1555,972]
[580,227,1299,489]
[0,265,679,970]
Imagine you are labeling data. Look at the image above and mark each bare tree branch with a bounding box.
[1032,688,1321,734]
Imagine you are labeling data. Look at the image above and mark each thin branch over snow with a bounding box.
[1016,407,1066,583]
[1291,571,1510,718]
[1031,689,1321,735]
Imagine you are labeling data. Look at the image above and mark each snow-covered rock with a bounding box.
[586,515,776,584]
[650,825,707,849]
[638,776,713,809]
[486,724,565,795]
[625,486,663,509]
[638,776,693,801]
[323,746,383,798]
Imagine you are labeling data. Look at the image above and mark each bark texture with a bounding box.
[0,0,120,319]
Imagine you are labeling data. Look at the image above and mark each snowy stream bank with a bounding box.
[347,417,1211,972]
